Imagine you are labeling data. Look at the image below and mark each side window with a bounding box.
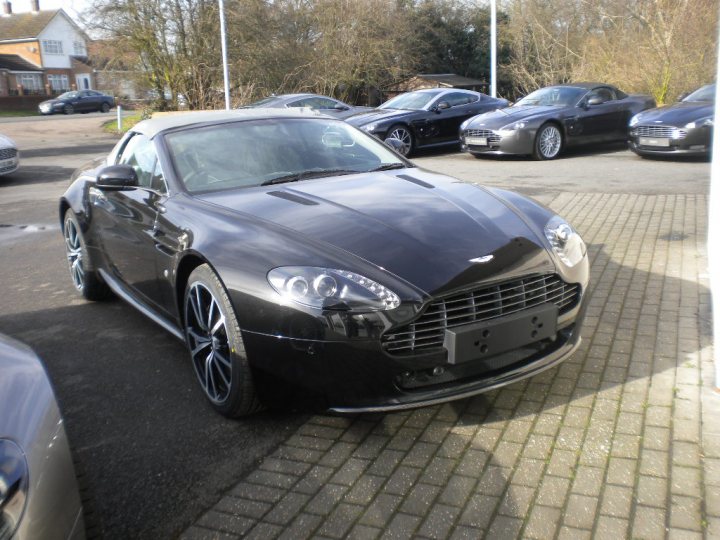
[308,97,342,109]
[445,92,472,107]
[287,99,306,108]
[151,160,168,194]
[117,134,157,189]
[590,88,615,103]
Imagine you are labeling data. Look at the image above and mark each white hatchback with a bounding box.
[0,133,19,176]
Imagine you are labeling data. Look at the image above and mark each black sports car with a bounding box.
[629,84,715,158]
[60,110,589,416]
[461,83,655,160]
[346,89,509,156]
[39,90,115,115]
[242,93,372,119]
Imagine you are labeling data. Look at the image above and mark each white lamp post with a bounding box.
[219,0,230,110]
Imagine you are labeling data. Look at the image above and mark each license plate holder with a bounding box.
[443,303,558,364]
[639,136,670,147]
[466,136,488,146]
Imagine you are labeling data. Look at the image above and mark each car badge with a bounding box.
[469,255,494,264]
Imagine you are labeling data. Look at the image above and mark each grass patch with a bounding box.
[102,112,143,134]
[0,110,40,117]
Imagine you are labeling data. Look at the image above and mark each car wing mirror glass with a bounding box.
[96,164,138,190]
[384,137,405,152]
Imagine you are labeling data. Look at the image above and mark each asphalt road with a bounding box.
[0,116,309,539]
[0,115,712,539]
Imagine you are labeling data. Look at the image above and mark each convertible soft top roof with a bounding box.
[132,108,330,139]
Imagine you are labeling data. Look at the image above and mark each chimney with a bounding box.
[30,0,39,13]
[2,2,11,16]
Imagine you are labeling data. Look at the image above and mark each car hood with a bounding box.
[197,169,556,295]
[633,101,714,126]
[0,133,16,149]
[39,99,64,106]
[345,108,415,127]
[466,105,565,129]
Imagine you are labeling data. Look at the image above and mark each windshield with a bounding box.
[165,118,409,193]
[516,87,587,107]
[58,91,79,100]
[682,84,715,103]
[380,91,441,110]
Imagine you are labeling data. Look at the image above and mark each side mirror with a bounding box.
[586,96,604,106]
[96,164,138,190]
[334,105,349,111]
[384,137,405,153]
[678,92,689,102]
[435,101,450,112]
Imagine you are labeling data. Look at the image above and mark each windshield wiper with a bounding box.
[261,168,360,186]
[371,163,406,171]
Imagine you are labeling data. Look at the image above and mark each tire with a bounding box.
[183,264,263,417]
[101,103,110,113]
[64,104,74,115]
[385,124,414,157]
[533,123,563,160]
[63,209,112,301]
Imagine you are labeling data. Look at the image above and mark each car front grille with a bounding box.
[635,125,687,139]
[0,147,17,160]
[464,129,501,144]
[382,273,580,355]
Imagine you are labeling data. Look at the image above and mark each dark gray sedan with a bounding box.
[38,90,115,115]
[460,83,655,160]
[243,93,372,119]
[0,334,84,539]
[629,84,714,158]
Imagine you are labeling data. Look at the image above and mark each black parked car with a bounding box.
[39,90,115,115]
[60,109,588,417]
[461,83,655,160]
[346,89,509,156]
[243,93,372,119]
[629,84,715,158]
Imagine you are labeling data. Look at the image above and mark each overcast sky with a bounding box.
[9,0,90,20]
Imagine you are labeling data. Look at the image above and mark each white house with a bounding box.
[0,0,93,96]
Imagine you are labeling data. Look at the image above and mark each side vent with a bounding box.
[267,191,319,206]
[396,174,434,189]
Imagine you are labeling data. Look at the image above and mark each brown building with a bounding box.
[0,0,94,98]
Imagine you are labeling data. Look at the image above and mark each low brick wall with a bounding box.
[0,95,47,111]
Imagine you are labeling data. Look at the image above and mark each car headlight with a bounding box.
[685,117,713,129]
[497,121,526,137]
[629,113,643,127]
[268,266,400,311]
[361,123,379,132]
[544,215,586,267]
[0,439,29,540]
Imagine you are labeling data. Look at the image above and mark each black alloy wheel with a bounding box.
[385,124,414,157]
[183,264,263,417]
[62,209,111,300]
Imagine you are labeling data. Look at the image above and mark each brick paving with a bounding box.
[183,193,716,539]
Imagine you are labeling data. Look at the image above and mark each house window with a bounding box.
[17,73,42,91]
[73,41,86,56]
[48,74,70,92]
[42,40,64,55]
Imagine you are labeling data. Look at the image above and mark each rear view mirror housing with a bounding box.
[96,164,138,191]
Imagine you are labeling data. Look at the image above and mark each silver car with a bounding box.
[0,134,19,176]
[0,334,84,540]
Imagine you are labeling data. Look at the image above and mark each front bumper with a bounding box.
[241,274,588,412]
[629,126,712,157]
[460,128,535,156]
[0,152,19,176]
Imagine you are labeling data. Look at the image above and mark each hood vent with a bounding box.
[396,174,434,189]
[267,190,319,206]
